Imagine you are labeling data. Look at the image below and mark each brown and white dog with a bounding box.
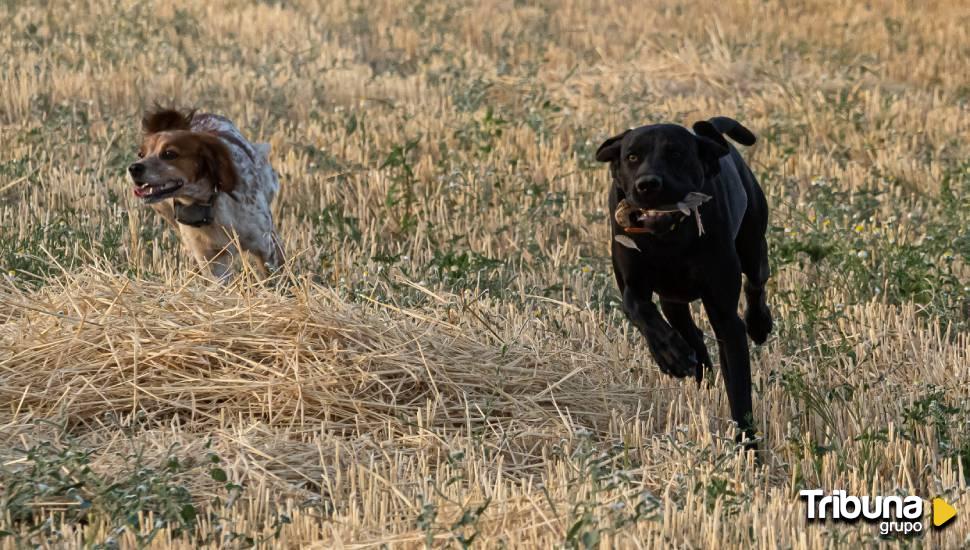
[128,108,284,280]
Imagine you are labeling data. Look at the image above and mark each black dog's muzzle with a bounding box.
[634,174,663,193]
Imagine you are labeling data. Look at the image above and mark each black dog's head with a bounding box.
[595,123,728,211]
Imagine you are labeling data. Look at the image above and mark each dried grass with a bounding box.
[1,0,969,547]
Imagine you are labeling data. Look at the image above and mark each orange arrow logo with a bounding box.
[932,497,956,528]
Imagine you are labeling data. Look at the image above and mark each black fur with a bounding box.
[596,116,772,449]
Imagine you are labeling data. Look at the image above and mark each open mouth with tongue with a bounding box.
[615,192,712,236]
[132,180,183,203]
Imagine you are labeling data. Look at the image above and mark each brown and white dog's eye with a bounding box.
[160,149,179,160]
[136,150,145,158]
[626,153,639,163]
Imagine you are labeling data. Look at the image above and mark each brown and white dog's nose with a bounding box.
[635,174,662,193]
[128,163,145,179]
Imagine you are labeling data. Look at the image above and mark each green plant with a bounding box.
[0,438,199,546]
[553,433,661,549]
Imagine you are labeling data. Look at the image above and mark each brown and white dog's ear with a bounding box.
[594,129,631,162]
[197,134,239,193]
[142,106,195,134]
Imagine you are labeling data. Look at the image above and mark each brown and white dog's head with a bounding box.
[128,108,238,204]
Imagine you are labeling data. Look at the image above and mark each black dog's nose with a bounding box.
[128,163,145,178]
[635,175,662,193]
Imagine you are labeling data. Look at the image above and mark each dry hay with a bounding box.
[1,0,969,547]
[2,265,967,547]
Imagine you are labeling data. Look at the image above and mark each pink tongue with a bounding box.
[133,187,146,197]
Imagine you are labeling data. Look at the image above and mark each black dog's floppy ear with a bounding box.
[694,134,729,176]
[595,129,630,163]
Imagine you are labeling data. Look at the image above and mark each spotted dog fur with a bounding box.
[128,108,284,281]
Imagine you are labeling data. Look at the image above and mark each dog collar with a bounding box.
[174,200,214,227]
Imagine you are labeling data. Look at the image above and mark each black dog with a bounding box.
[595,116,772,446]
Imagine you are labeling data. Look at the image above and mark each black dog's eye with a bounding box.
[160,150,178,160]
[626,154,639,163]
[669,150,682,161]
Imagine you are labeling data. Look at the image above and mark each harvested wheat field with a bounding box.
[1,0,969,547]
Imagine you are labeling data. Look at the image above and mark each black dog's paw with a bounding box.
[744,302,773,345]
[647,330,698,378]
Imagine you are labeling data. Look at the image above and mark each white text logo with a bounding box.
[799,489,924,536]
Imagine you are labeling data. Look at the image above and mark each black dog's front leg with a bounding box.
[702,286,757,448]
[623,286,698,378]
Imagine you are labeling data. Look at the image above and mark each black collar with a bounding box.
[173,187,237,227]
[174,201,214,227]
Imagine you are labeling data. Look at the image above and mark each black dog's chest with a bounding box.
[638,254,704,303]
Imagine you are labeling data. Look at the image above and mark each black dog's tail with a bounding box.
[692,116,756,147]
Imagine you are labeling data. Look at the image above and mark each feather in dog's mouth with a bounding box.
[133,180,184,202]
[615,192,712,236]
[616,205,688,234]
